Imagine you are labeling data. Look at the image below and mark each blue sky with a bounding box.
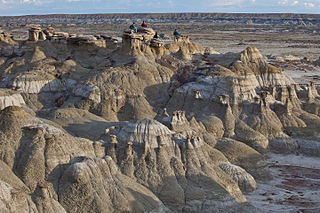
[0,0,319,16]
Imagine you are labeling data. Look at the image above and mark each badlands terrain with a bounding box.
[0,13,320,212]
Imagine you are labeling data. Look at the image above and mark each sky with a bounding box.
[0,0,319,16]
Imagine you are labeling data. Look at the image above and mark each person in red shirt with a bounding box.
[141,21,148,28]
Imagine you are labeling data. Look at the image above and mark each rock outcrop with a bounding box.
[215,138,271,180]
[59,156,167,213]
[112,118,251,212]
[0,25,320,212]
[0,89,25,110]
[219,162,257,193]
[0,31,17,45]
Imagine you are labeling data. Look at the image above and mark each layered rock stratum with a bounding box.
[0,26,320,212]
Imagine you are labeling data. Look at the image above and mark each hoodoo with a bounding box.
[0,21,320,212]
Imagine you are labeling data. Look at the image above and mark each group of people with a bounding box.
[129,21,148,33]
[129,21,182,39]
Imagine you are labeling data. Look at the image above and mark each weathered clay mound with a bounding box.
[112,118,253,212]
[59,156,167,213]
[219,162,257,193]
[0,26,320,212]
[215,138,271,180]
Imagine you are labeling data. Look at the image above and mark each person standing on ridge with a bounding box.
[153,32,159,39]
[129,22,137,33]
[141,21,148,28]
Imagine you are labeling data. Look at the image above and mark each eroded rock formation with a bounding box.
[0,26,319,212]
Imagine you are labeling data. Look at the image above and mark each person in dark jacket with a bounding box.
[129,22,137,33]
[173,29,181,37]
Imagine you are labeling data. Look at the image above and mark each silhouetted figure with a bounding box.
[153,32,159,39]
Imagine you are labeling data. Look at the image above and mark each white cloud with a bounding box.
[206,0,246,7]
[304,2,315,7]
[278,0,288,5]
[278,0,300,6]
[168,0,174,6]
[1,0,16,5]
[0,0,14,8]
[21,0,41,4]
[20,0,55,5]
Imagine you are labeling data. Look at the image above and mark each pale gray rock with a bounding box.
[215,138,271,180]
[296,139,320,157]
[0,180,38,213]
[114,118,251,212]
[117,118,175,148]
[269,136,298,154]
[59,156,167,213]
[235,120,269,153]
[33,182,66,213]
[0,89,25,110]
[219,162,257,193]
